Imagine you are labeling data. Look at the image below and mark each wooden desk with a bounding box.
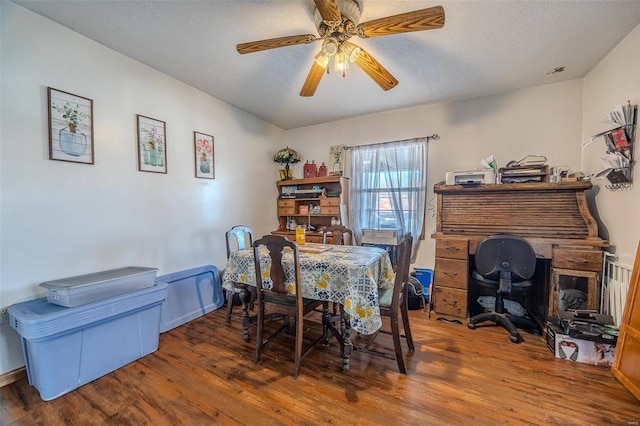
[431,181,608,322]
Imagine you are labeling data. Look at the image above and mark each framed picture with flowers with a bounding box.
[194,131,214,179]
[136,115,167,173]
[48,87,94,164]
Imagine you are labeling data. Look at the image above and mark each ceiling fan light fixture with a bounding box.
[334,50,349,76]
[314,50,331,68]
[321,38,339,56]
[340,41,361,62]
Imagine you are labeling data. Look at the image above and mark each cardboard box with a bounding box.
[546,321,616,367]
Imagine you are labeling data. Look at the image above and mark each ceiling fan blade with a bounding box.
[357,6,445,38]
[354,49,398,91]
[314,0,341,23]
[300,61,328,97]
[237,34,318,54]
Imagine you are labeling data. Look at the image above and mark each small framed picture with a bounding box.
[279,169,287,180]
[194,131,214,179]
[48,87,94,164]
[329,144,346,176]
[137,115,167,173]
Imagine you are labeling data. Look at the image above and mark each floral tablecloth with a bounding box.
[222,244,395,335]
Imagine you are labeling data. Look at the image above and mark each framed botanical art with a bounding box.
[194,131,214,179]
[137,115,167,173]
[48,87,94,164]
[329,144,346,176]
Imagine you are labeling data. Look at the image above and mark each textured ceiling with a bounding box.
[12,0,640,130]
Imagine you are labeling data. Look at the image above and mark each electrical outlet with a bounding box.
[0,307,9,325]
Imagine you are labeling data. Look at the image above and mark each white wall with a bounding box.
[582,23,640,267]
[0,3,283,374]
[285,80,585,268]
[2,2,638,378]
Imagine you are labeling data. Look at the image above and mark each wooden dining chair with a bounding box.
[322,225,353,245]
[354,232,415,374]
[252,234,325,378]
[225,226,255,334]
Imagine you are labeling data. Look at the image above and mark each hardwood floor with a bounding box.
[2,307,638,425]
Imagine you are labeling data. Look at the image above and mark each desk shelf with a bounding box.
[274,176,349,242]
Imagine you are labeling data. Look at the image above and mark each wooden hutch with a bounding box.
[430,181,608,322]
[272,176,349,243]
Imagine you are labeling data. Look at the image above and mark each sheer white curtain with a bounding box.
[349,138,428,262]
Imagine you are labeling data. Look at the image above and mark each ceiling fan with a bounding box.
[236,0,445,97]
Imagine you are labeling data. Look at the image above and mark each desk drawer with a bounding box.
[320,197,340,207]
[434,258,468,289]
[278,199,295,208]
[432,286,467,317]
[278,207,295,215]
[552,248,602,272]
[321,206,340,215]
[436,239,468,260]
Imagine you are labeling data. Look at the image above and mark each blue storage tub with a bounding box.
[8,283,168,401]
[412,268,433,301]
[157,265,223,333]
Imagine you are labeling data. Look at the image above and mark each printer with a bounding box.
[445,169,496,185]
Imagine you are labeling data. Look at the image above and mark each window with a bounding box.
[349,138,428,260]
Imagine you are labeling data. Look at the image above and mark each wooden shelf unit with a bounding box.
[272,176,349,243]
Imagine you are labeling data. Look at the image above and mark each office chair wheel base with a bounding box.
[467,322,477,330]
[509,334,520,343]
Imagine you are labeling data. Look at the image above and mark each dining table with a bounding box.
[222,243,395,371]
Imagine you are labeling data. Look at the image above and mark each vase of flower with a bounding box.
[200,152,210,173]
[58,125,87,157]
[143,145,150,165]
[149,141,158,167]
[158,145,164,167]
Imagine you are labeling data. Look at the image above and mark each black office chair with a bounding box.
[467,234,540,343]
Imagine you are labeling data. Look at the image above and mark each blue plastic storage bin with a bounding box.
[8,283,168,401]
[157,265,224,333]
[412,268,433,301]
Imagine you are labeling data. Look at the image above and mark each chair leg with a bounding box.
[254,301,264,365]
[293,315,303,379]
[389,310,407,374]
[225,289,235,325]
[400,299,415,352]
[322,301,330,345]
[239,285,252,342]
[468,311,521,343]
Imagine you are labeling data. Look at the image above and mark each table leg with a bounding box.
[341,306,352,372]
[238,284,251,342]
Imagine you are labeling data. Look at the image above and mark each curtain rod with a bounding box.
[342,134,440,150]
